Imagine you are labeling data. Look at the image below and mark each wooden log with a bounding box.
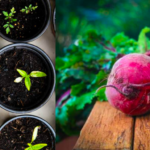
[134,115,150,150]
[74,102,135,150]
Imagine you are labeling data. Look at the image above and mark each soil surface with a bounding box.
[0,0,46,40]
[0,118,55,150]
[0,48,48,110]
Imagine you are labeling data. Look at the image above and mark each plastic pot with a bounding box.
[0,0,51,43]
[0,115,55,149]
[0,43,55,113]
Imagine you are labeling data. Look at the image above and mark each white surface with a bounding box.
[0,25,55,130]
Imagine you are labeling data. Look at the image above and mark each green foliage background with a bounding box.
[56,0,150,142]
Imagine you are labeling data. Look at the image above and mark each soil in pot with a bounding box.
[0,117,55,150]
[0,0,47,40]
[0,47,49,110]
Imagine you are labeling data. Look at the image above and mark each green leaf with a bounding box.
[32,144,47,150]
[95,88,107,101]
[9,24,14,28]
[56,53,82,70]
[28,143,32,147]
[11,7,15,12]
[6,27,10,34]
[60,69,95,83]
[3,24,8,28]
[30,71,47,77]
[25,147,32,150]
[111,32,129,47]
[14,77,24,83]
[138,27,150,53]
[71,83,86,96]
[75,91,96,110]
[92,71,107,85]
[33,6,38,10]
[25,76,31,91]
[31,126,40,143]
[29,4,32,8]
[9,13,12,17]
[5,17,9,20]
[17,69,27,77]
[3,11,8,16]
[12,18,17,22]
[26,10,29,14]
[20,9,25,12]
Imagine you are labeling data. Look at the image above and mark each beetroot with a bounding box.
[104,53,150,116]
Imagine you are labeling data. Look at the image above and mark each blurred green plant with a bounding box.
[56,0,150,56]
[56,27,150,142]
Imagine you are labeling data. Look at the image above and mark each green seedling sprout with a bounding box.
[20,4,38,14]
[2,7,17,34]
[14,69,47,91]
[25,126,48,150]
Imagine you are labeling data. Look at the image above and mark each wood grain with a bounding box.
[134,115,150,150]
[74,102,134,150]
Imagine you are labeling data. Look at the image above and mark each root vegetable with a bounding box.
[105,53,150,116]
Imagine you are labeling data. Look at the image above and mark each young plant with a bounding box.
[25,126,47,150]
[2,7,17,34]
[14,69,47,91]
[3,22,14,34]
[20,4,38,14]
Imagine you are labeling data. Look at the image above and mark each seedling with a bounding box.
[25,126,47,150]
[14,69,47,91]
[3,7,17,34]
[3,22,14,34]
[20,4,38,14]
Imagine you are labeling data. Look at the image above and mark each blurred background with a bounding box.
[56,0,150,149]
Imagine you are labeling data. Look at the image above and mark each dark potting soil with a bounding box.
[0,48,48,110]
[0,118,55,150]
[0,0,46,40]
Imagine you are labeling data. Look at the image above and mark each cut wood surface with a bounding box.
[134,115,150,150]
[74,102,134,150]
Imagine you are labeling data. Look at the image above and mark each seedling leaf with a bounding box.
[26,10,29,14]
[30,71,47,77]
[25,147,31,150]
[9,13,12,17]
[17,69,27,77]
[5,17,9,20]
[11,7,15,12]
[12,18,17,22]
[25,126,47,150]
[25,76,31,91]
[32,144,48,150]
[9,24,14,28]
[14,69,47,91]
[3,11,8,16]
[20,9,26,12]
[3,24,8,28]
[6,27,10,34]
[14,77,24,83]
[21,4,38,14]
[31,126,40,143]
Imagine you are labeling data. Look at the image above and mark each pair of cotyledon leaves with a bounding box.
[25,126,47,150]
[14,69,47,91]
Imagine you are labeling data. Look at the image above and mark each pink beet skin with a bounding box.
[106,53,150,116]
